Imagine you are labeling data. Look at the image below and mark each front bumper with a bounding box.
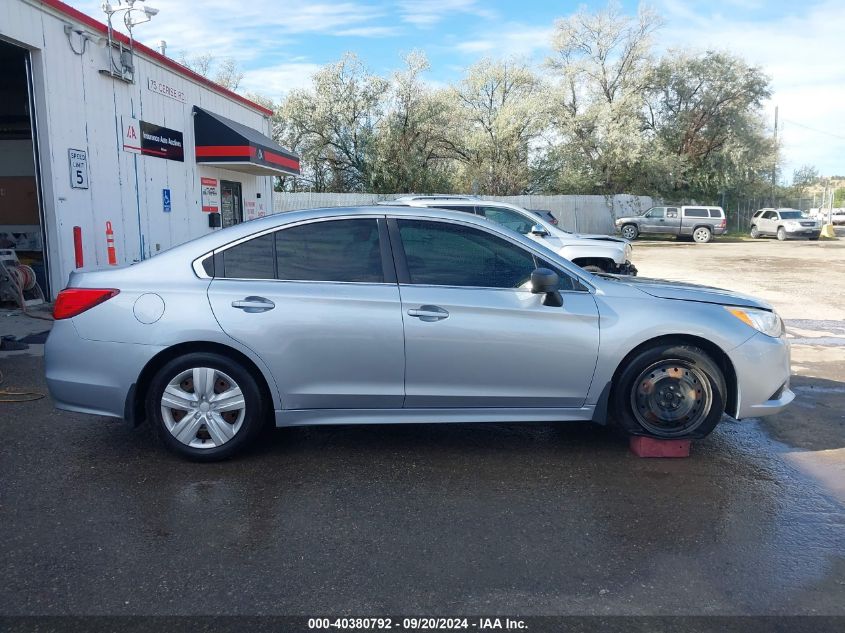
[614,261,638,276]
[729,331,794,419]
[785,227,821,238]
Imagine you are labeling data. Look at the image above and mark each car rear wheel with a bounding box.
[750,225,760,239]
[146,352,266,461]
[777,227,787,241]
[611,344,726,439]
[692,227,712,243]
[621,224,639,240]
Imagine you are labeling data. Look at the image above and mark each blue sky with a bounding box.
[70,0,845,180]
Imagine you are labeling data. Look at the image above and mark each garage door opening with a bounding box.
[0,38,49,301]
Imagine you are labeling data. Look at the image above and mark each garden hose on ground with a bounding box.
[0,369,45,403]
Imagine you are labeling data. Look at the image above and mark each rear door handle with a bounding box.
[231,296,275,313]
[407,305,449,322]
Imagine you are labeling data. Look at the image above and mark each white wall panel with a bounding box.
[1,0,277,296]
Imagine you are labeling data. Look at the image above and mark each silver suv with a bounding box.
[384,196,637,275]
[615,205,727,243]
[750,208,820,240]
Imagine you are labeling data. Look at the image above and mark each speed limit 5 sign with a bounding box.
[68,148,89,189]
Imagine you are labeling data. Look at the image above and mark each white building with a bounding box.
[0,0,299,298]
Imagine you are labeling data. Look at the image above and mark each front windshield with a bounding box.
[779,211,805,219]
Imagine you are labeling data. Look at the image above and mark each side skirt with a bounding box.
[275,406,597,428]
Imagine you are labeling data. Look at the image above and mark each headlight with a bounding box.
[725,306,784,337]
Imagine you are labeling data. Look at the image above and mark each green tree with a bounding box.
[644,50,775,199]
[450,58,549,195]
[276,53,387,192]
[370,52,457,193]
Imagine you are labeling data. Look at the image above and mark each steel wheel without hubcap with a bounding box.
[160,367,246,449]
[693,227,712,243]
[621,225,638,240]
[630,360,713,437]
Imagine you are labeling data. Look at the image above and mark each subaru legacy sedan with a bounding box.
[45,207,794,461]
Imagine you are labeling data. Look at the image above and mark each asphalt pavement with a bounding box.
[1,354,843,617]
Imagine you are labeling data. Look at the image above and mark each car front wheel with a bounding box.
[621,224,639,240]
[611,344,726,439]
[777,227,787,241]
[693,227,712,243]
[146,352,266,461]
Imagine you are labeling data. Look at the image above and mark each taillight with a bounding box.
[719,218,726,228]
[53,288,119,320]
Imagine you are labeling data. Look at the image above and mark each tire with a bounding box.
[620,224,639,240]
[776,227,787,241]
[146,352,266,461]
[692,226,712,243]
[582,264,605,274]
[809,236,819,241]
[611,344,726,439]
[750,225,760,239]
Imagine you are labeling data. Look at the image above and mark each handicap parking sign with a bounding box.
[162,188,171,213]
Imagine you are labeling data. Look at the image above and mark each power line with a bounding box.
[781,118,845,141]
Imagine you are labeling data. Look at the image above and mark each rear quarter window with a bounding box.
[709,209,724,218]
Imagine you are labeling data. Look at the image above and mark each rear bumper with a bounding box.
[729,331,794,419]
[44,320,162,419]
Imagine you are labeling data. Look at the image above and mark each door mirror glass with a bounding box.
[529,224,549,236]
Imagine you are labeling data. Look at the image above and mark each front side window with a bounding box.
[646,208,665,219]
[398,219,538,289]
[219,218,383,283]
[477,206,537,234]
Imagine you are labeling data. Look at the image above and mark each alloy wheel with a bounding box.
[693,227,711,243]
[160,367,246,449]
[621,225,638,240]
[630,360,713,437]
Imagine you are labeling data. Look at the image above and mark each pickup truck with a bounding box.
[615,205,727,243]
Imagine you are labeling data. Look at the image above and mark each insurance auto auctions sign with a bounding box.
[139,121,184,162]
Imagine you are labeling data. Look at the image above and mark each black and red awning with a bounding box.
[193,106,300,176]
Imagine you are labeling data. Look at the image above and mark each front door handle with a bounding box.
[231,296,275,313]
[407,305,449,322]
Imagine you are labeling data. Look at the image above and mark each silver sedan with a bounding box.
[45,206,794,460]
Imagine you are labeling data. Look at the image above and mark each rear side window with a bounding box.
[219,218,383,283]
[709,209,723,218]
[275,219,383,282]
[684,208,709,218]
[397,219,537,289]
[666,207,679,218]
[221,233,275,279]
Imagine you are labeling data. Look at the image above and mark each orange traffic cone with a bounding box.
[106,221,117,265]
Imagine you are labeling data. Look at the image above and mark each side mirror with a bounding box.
[530,224,549,237]
[530,268,563,307]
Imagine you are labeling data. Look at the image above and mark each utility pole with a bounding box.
[771,105,778,206]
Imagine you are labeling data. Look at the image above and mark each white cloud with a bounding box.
[398,0,494,26]
[238,63,323,100]
[452,24,554,58]
[657,0,845,178]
